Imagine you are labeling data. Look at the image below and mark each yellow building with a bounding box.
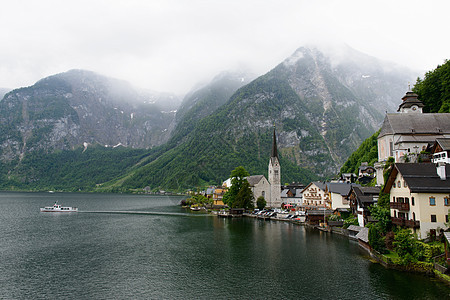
[212,186,226,206]
[384,163,450,239]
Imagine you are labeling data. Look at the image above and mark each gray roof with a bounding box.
[327,182,359,196]
[379,113,450,138]
[306,209,333,216]
[347,225,363,232]
[356,227,369,243]
[384,163,450,193]
[395,135,443,144]
[352,186,380,211]
[246,175,265,187]
[436,138,450,151]
[444,232,450,244]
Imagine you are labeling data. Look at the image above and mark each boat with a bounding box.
[190,206,201,211]
[40,201,78,212]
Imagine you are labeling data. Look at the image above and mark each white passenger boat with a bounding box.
[40,201,78,212]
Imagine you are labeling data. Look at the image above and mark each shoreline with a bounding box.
[240,211,450,286]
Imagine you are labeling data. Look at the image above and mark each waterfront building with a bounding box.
[301,182,329,210]
[348,186,380,227]
[384,163,450,239]
[327,182,355,211]
[375,91,450,185]
[281,182,304,206]
[301,181,355,211]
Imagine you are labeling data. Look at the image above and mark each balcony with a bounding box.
[390,202,410,211]
[392,217,420,228]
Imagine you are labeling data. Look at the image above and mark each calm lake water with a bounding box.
[0,192,449,299]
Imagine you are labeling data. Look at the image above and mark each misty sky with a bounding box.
[0,0,449,95]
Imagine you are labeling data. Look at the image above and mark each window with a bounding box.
[445,197,450,206]
[393,196,396,202]
[393,182,396,188]
[429,197,436,206]
[431,215,437,222]
[446,215,449,223]
[404,181,407,188]
[411,197,415,206]
[398,181,401,188]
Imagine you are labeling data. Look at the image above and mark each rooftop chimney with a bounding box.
[437,162,446,180]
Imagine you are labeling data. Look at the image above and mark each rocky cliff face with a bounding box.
[118,45,419,190]
[0,70,180,161]
[214,46,418,176]
[170,70,255,143]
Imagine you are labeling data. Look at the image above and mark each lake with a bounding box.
[0,192,448,299]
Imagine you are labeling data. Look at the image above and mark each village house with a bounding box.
[301,181,355,212]
[375,91,450,185]
[384,163,450,239]
[327,182,355,211]
[432,138,450,164]
[301,182,329,210]
[212,186,226,206]
[340,173,357,183]
[348,186,380,227]
[281,182,304,206]
[358,162,376,185]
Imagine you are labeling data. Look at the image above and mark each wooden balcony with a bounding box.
[392,217,420,228]
[390,202,410,211]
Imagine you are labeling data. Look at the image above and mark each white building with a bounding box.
[375,91,450,185]
[384,163,450,239]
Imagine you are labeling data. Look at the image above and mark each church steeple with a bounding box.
[271,127,278,159]
[268,126,281,208]
[397,91,424,113]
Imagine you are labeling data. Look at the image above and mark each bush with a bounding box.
[256,196,266,210]
[415,241,443,263]
[369,224,387,254]
[343,216,359,228]
[393,229,418,263]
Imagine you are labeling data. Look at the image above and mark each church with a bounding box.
[375,91,450,185]
[246,128,282,208]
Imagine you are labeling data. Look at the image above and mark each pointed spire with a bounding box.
[271,126,278,159]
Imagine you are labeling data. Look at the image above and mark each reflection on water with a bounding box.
[0,192,448,299]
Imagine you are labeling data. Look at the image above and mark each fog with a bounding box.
[0,0,448,95]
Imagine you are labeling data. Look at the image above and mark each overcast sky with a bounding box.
[0,0,449,95]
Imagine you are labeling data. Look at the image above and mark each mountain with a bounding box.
[113,46,418,190]
[170,70,255,143]
[0,45,419,192]
[0,70,180,161]
[0,88,11,100]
